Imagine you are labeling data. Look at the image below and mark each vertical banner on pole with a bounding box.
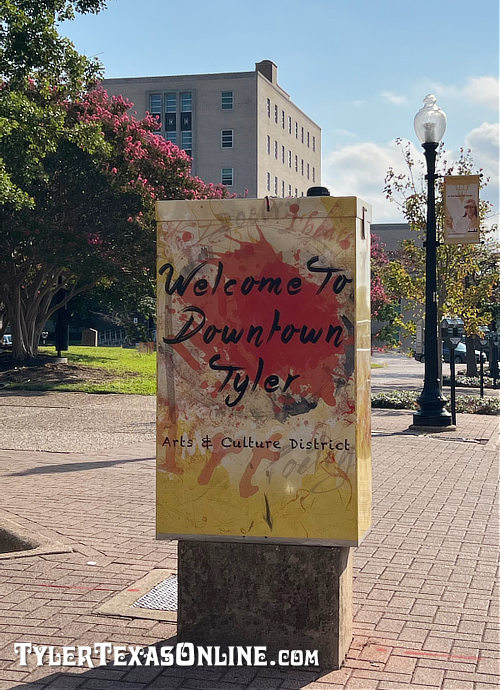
[443,175,481,245]
[156,197,371,545]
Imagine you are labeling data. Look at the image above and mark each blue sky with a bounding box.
[61,0,499,228]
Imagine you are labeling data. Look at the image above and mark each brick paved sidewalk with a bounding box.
[0,403,498,689]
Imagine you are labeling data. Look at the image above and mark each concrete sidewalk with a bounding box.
[0,391,498,689]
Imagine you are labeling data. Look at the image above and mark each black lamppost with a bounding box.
[411,95,454,429]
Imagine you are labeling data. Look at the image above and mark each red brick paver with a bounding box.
[0,398,498,689]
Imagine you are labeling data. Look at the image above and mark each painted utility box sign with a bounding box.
[156,197,371,545]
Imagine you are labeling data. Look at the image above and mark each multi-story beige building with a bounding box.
[102,60,321,199]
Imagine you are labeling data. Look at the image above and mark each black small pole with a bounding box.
[447,337,461,427]
[479,357,484,398]
[450,345,457,426]
[479,350,484,399]
[479,338,488,398]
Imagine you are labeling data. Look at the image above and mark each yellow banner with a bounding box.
[443,175,481,244]
[156,197,372,545]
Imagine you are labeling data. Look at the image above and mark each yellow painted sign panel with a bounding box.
[156,197,371,545]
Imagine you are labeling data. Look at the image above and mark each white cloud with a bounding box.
[464,122,499,226]
[322,140,421,223]
[431,76,499,111]
[464,122,499,176]
[332,128,357,138]
[322,125,499,226]
[380,91,408,105]
[464,77,499,111]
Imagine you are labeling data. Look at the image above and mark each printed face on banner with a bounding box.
[156,198,371,545]
[444,175,481,245]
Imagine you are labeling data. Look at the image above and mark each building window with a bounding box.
[165,114,176,131]
[267,135,271,155]
[295,188,298,197]
[288,184,292,196]
[312,167,316,183]
[295,155,298,172]
[274,104,278,123]
[181,92,192,112]
[163,92,176,133]
[221,91,233,110]
[180,92,192,132]
[166,132,177,144]
[288,150,292,168]
[267,172,271,192]
[301,159,304,175]
[281,110,285,128]
[166,93,176,113]
[274,176,278,195]
[281,145,285,164]
[281,180,285,197]
[288,116,292,134]
[307,131,310,148]
[221,129,233,148]
[222,168,233,186]
[301,127,304,144]
[312,136,316,152]
[295,122,298,138]
[267,98,271,117]
[149,93,162,130]
[181,130,192,157]
[307,163,310,179]
[274,140,278,159]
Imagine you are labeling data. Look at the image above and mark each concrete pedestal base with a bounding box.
[177,540,352,669]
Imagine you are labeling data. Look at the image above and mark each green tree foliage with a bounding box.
[383,139,499,374]
[0,2,227,360]
[0,1,106,207]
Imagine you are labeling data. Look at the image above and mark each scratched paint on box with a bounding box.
[156,197,371,544]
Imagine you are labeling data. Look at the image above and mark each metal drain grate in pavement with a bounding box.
[133,574,178,611]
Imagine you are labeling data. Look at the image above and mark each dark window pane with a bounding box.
[181,112,192,131]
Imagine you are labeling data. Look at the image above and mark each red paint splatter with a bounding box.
[182,231,193,242]
[198,433,244,485]
[166,231,353,409]
[340,238,350,250]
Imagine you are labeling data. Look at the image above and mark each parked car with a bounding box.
[442,341,485,364]
[1,334,12,346]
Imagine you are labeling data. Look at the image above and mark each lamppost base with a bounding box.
[409,423,457,432]
[410,408,455,431]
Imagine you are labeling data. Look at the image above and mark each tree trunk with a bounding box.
[8,282,50,360]
[465,335,478,377]
[4,268,97,361]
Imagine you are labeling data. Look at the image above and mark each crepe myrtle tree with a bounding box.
[370,233,401,347]
[1,88,226,360]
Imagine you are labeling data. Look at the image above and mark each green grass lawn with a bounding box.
[5,347,384,396]
[37,346,156,395]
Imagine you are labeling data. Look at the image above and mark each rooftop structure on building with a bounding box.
[102,60,321,199]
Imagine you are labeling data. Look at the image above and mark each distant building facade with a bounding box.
[102,60,321,199]
[371,223,413,252]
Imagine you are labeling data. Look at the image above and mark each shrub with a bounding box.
[443,374,495,388]
[371,390,500,415]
